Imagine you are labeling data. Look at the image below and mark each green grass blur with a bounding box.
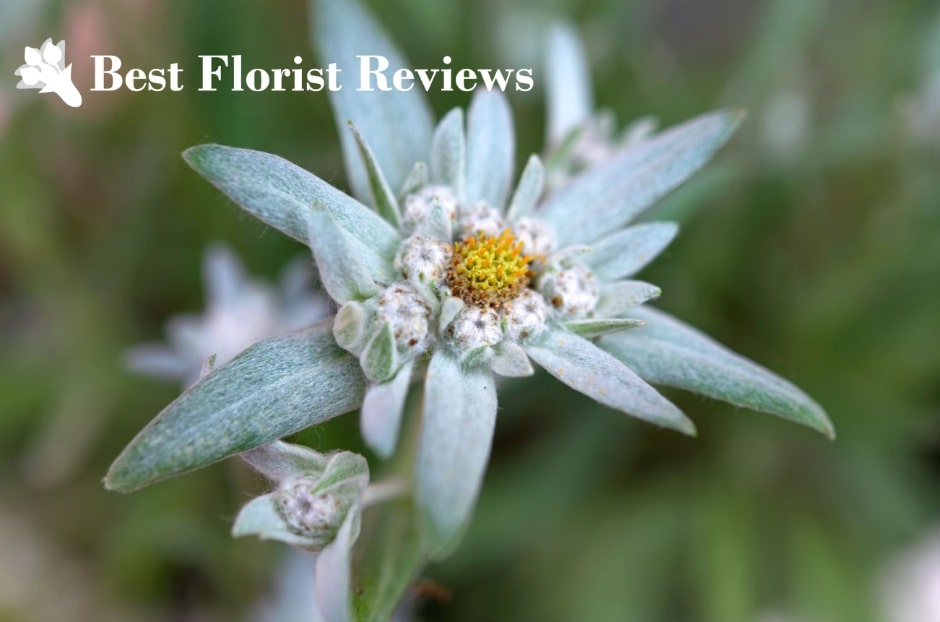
[1,0,938,620]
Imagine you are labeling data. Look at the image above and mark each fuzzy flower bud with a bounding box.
[458,201,504,239]
[396,234,452,285]
[537,262,599,318]
[449,306,503,351]
[278,477,344,537]
[512,217,556,257]
[404,185,458,231]
[502,289,549,341]
[376,281,432,352]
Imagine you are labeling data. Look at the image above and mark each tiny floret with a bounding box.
[278,477,343,536]
[449,306,503,350]
[512,216,556,258]
[458,201,505,239]
[502,289,549,341]
[396,234,452,285]
[377,282,432,352]
[537,262,599,318]
[404,185,458,231]
[447,230,534,308]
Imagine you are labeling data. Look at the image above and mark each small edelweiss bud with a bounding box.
[511,217,555,258]
[502,289,549,341]
[537,263,599,318]
[395,234,452,286]
[404,185,458,230]
[449,306,503,351]
[376,281,432,352]
[458,201,504,239]
[278,477,343,536]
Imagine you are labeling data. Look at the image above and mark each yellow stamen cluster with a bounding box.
[447,229,534,308]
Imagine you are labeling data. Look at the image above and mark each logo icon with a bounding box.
[14,39,82,108]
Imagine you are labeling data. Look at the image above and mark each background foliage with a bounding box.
[1,0,938,620]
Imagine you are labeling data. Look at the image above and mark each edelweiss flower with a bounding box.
[105,0,832,577]
[126,243,329,387]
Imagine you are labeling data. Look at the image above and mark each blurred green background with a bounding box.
[1,0,938,620]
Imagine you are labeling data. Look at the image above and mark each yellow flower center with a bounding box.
[447,229,534,308]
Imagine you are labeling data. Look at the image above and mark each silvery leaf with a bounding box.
[545,22,593,147]
[105,320,366,492]
[584,222,679,280]
[538,111,743,245]
[601,307,835,438]
[416,351,498,556]
[398,161,428,199]
[429,108,466,198]
[464,91,515,209]
[313,509,360,622]
[183,145,399,284]
[525,326,695,435]
[231,493,321,548]
[361,359,414,459]
[349,123,401,228]
[241,441,328,483]
[312,0,433,203]
[361,322,399,383]
[595,281,662,317]
[505,155,545,221]
[308,204,382,303]
[565,318,646,338]
[490,341,535,377]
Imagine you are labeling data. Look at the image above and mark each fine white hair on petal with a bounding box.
[376,281,432,352]
[403,185,458,231]
[502,289,549,342]
[449,306,503,351]
[458,201,504,239]
[537,262,600,318]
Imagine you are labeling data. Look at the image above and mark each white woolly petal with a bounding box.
[403,185,458,232]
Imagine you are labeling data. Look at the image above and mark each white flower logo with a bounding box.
[14,38,82,108]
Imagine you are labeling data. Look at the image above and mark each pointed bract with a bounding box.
[506,155,545,221]
[429,108,467,197]
[601,307,835,438]
[349,123,402,228]
[538,111,743,245]
[545,22,593,147]
[584,222,680,280]
[105,321,367,492]
[183,146,399,283]
[465,91,515,209]
[361,360,414,458]
[307,204,382,303]
[525,327,696,434]
[312,0,433,202]
[596,281,662,317]
[416,351,498,556]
